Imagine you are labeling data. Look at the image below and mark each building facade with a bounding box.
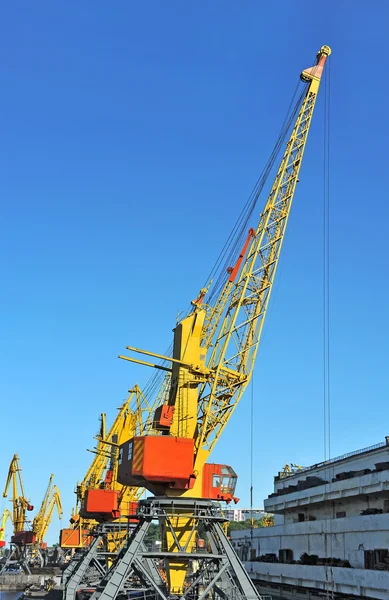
[231,438,389,599]
[224,509,265,522]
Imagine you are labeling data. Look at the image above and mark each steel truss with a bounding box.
[62,521,137,600]
[0,542,34,575]
[80,498,261,600]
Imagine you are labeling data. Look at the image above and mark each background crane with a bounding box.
[37,485,62,545]
[32,474,55,540]
[2,454,34,542]
[0,509,12,548]
[115,46,331,595]
[60,385,156,551]
[31,476,62,563]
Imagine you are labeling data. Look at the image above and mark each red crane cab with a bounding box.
[117,436,239,502]
[202,464,238,504]
[59,528,93,549]
[0,541,5,548]
[11,531,36,545]
[79,489,120,521]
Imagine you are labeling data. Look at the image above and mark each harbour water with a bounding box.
[0,593,22,600]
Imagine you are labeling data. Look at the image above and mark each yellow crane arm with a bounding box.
[193,46,331,464]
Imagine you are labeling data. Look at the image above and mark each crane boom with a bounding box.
[195,47,331,461]
[32,474,54,537]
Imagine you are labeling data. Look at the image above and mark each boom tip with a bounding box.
[319,45,331,57]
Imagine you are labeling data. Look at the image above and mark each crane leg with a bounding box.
[90,498,262,600]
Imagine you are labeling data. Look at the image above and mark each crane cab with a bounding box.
[202,464,238,503]
[59,528,93,549]
[79,489,120,521]
[118,436,239,502]
[11,531,36,545]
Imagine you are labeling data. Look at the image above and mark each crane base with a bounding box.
[62,521,135,600]
[0,542,32,575]
[81,497,261,600]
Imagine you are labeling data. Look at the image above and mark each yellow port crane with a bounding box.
[0,509,12,548]
[116,46,331,595]
[2,454,34,541]
[60,384,155,550]
[32,474,63,548]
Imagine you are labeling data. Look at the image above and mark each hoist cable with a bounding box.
[322,55,333,600]
[249,373,254,563]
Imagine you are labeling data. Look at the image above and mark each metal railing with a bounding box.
[280,441,387,480]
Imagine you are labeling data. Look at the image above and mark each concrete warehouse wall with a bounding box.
[281,494,387,524]
[266,469,389,513]
[231,513,389,569]
[245,562,389,600]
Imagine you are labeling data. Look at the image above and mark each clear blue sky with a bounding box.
[1,2,389,544]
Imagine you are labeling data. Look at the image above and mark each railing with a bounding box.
[279,441,387,480]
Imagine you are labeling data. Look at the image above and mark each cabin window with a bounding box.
[128,442,133,461]
[212,475,221,487]
[118,447,123,465]
[298,513,305,522]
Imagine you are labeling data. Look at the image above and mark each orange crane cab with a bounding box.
[202,464,238,504]
[59,528,93,549]
[118,437,238,502]
[11,531,36,545]
[79,488,120,521]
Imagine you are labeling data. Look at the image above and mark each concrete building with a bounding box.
[224,508,265,522]
[231,437,389,599]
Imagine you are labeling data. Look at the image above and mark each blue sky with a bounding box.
[1,2,389,544]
